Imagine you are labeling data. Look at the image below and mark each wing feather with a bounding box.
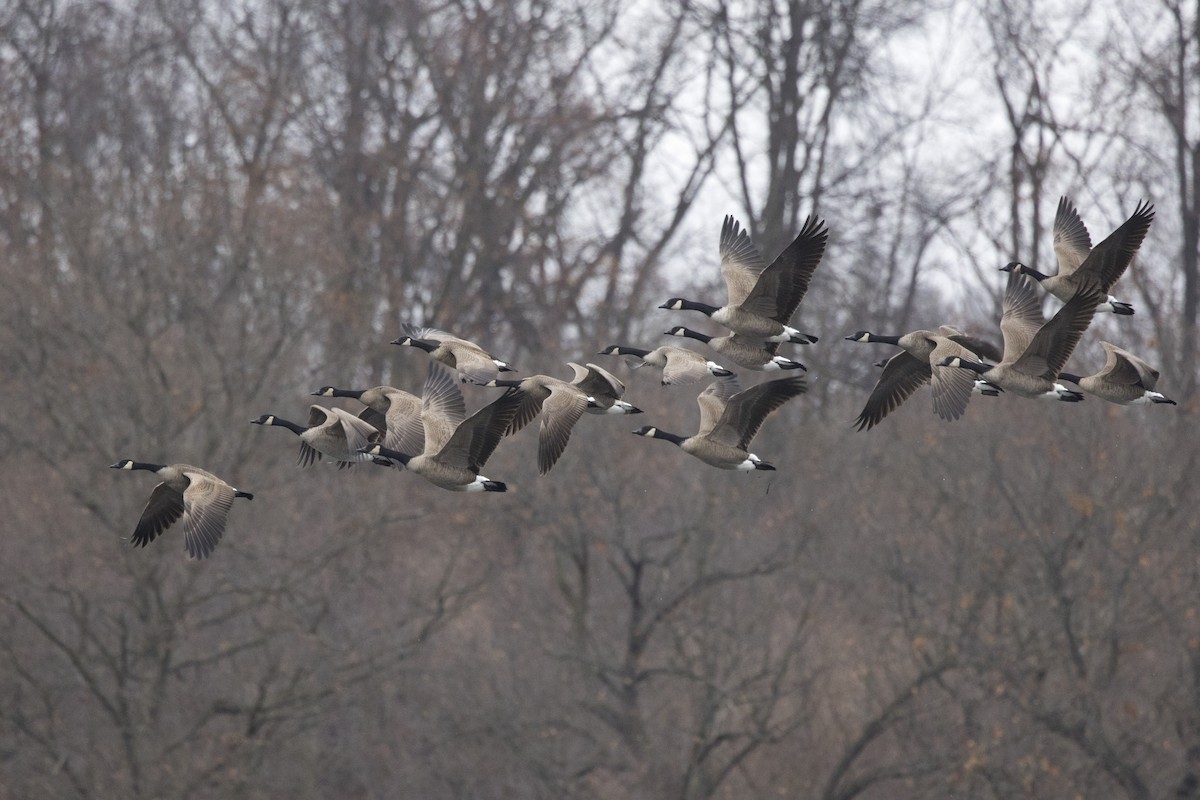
[131,483,185,548]
[853,352,932,431]
[719,215,768,306]
[1052,196,1093,278]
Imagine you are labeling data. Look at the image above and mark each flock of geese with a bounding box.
[112,198,1173,559]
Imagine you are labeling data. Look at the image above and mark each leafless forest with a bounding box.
[1,0,1198,797]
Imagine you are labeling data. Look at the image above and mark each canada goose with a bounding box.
[391,323,516,384]
[938,271,1102,400]
[664,327,805,372]
[1000,198,1154,315]
[311,385,433,455]
[486,363,641,474]
[632,374,807,470]
[845,327,1004,430]
[1059,341,1177,405]
[250,405,382,468]
[110,461,253,559]
[362,365,520,491]
[660,214,827,343]
[568,362,642,415]
[597,344,734,386]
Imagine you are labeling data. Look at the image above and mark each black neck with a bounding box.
[1021,264,1049,281]
[488,378,522,388]
[955,360,989,375]
[649,428,686,446]
[373,445,413,465]
[331,388,364,399]
[670,327,711,343]
[267,416,307,435]
[677,299,719,315]
[606,345,649,358]
[870,334,900,345]
[130,461,166,472]
[397,337,437,353]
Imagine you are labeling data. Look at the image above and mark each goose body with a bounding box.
[391,323,516,385]
[660,214,827,343]
[1000,198,1154,315]
[846,327,1003,430]
[488,363,641,474]
[569,362,641,415]
[598,344,733,386]
[251,405,382,468]
[1060,341,1177,405]
[664,327,805,372]
[363,365,519,491]
[311,384,430,455]
[110,461,253,559]
[632,374,807,470]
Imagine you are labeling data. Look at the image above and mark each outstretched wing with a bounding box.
[179,471,236,559]
[536,386,590,474]
[853,352,931,431]
[719,215,768,306]
[1012,283,1103,379]
[1096,341,1160,389]
[131,482,185,548]
[999,271,1044,362]
[1079,200,1154,291]
[710,375,807,449]
[739,214,829,322]
[696,375,742,437]
[929,336,983,422]
[1052,196,1092,278]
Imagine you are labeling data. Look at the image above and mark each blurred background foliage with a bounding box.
[1,0,1198,797]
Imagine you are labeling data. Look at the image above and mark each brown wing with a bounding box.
[942,329,1003,363]
[503,378,548,436]
[696,375,742,437]
[660,348,719,386]
[929,337,982,422]
[999,271,1045,361]
[719,215,768,306]
[569,362,625,406]
[1052,196,1092,278]
[853,352,932,431]
[329,407,382,458]
[400,323,461,345]
[131,482,186,548]
[1012,283,1103,379]
[420,365,467,455]
[1097,341,1160,389]
[739,214,829,322]
[465,389,523,472]
[179,471,236,559]
[357,405,388,433]
[1079,200,1154,291]
[381,391,426,455]
[452,345,504,385]
[536,386,589,474]
[299,406,330,467]
[709,375,807,449]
